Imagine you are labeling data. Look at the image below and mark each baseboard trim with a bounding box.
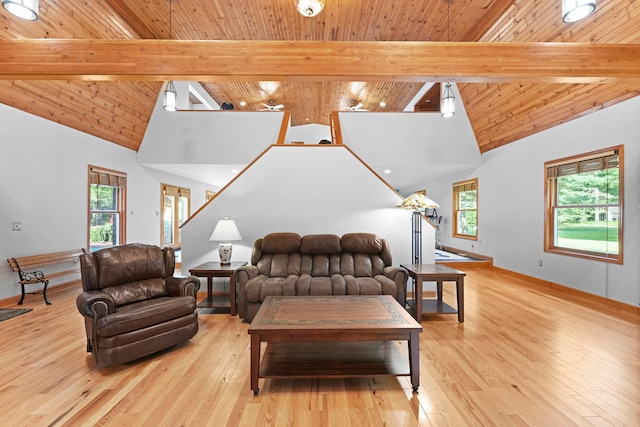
[491,265,640,316]
[0,279,81,307]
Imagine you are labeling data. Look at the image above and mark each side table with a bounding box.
[189,261,247,315]
[400,263,465,323]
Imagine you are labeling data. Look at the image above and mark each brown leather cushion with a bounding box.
[95,243,167,288]
[96,296,196,337]
[300,234,341,255]
[341,233,383,255]
[261,232,301,253]
[103,278,167,306]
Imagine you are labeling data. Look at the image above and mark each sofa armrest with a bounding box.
[384,266,408,306]
[236,266,259,319]
[76,290,116,319]
[166,276,201,298]
[236,265,258,286]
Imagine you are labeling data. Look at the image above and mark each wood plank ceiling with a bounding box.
[0,0,638,153]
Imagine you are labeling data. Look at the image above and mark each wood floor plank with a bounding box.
[0,268,638,426]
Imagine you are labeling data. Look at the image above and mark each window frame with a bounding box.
[544,145,624,264]
[87,165,127,252]
[452,178,478,240]
[161,183,191,249]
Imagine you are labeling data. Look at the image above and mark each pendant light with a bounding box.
[562,0,596,23]
[441,83,455,118]
[163,81,177,112]
[2,0,39,20]
[440,1,455,118]
[162,0,177,112]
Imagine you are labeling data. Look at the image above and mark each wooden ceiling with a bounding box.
[0,0,638,153]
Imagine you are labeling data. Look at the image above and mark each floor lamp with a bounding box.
[399,190,440,265]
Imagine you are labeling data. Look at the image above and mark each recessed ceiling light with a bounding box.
[384,169,391,174]
[239,101,247,107]
[231,169,238,173]
[379,101,387,107]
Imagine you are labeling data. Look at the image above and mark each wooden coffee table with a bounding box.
[247,295,422,395]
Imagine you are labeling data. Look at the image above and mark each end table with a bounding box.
[400,263,465,323]
[189,261,247,315]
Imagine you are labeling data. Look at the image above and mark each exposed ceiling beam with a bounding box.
[1,40,640,83]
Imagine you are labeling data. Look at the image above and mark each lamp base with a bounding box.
[219,242,233,265]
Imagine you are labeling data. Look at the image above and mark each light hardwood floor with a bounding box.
[1,268,638,426]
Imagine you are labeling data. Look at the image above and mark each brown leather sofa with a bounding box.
[236,232,408,322]
[76,243,200,366]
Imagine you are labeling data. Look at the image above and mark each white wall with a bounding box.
[427,95,640,307]
[0,104,210,301]
[181,145,434,274]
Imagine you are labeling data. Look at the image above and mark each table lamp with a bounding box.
[210,218,242,264]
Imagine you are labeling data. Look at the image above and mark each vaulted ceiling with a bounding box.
[1,0,639,153]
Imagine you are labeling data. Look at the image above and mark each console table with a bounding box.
[189,261,246,315]
[400,263,465,323]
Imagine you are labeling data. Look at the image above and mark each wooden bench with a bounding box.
[7,249,86,305]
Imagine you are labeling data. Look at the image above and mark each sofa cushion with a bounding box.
[345,275,396,296]
[262,232,301,254]
[95,296,196,337]
[341,233,383,255]
[256,253,302,278]
[300,234,342,255]
[296,274,347,296]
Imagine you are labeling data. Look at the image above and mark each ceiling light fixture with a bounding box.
[2,0,38,20]
[562,0,596,23]
[441,83,455,118]
[163,81,177,112]
[294,0,325,17]
[162,0,177,112]
[440,1,455,118]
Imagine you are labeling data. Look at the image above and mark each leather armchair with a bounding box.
[76,243,200,366]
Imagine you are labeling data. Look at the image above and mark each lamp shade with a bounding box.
[562,0,596,23]
[163,81,177,112]
[399,190,440,211]
[441,83,455,118]
[2,0,38,20]
[210,218,242,242]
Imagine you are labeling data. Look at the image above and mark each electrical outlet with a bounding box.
[12,222,22,231]
[538,260,543,267]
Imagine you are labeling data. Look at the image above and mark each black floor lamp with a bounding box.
[399,190,440,265]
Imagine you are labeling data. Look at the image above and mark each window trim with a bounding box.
[543,145,624,264]
[161,183,191,249]
[452,178,478,240]
[87,165,127,251]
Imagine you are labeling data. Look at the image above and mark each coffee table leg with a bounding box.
[250,334,261,394]
[408,332,420,392]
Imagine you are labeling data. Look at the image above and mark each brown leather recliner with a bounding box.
[76,243,200,366]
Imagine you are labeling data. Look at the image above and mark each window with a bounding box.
[453,179,478,239]
[544,146,623,263]
[162,184,190,248]
[88,166,126,251]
